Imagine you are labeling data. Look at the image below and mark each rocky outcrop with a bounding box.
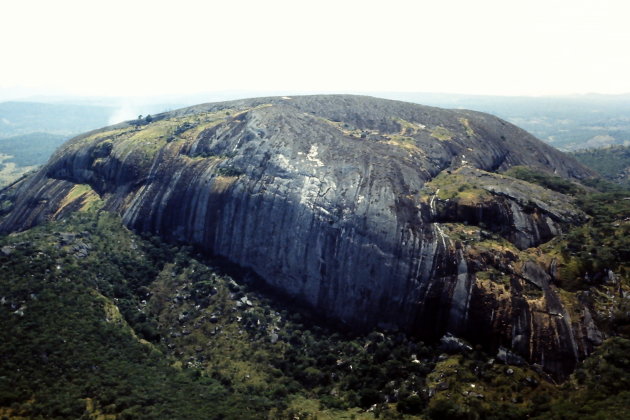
[0,95,597,378]
[426,166,586,249]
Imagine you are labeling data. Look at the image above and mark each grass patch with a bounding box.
[476,269,512,288]
[424,170,493,205]
[459,117,476,137]
[53,183,102,216]
[394,117,426,136]
[386,135,423,153]
[430,126,454,141]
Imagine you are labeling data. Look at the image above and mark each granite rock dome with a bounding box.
[0,95,598,378]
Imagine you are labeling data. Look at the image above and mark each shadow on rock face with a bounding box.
[0,95,597,378]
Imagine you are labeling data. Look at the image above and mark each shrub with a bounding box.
[396,394,425,414]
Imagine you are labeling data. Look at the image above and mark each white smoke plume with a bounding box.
[108,101,142,125]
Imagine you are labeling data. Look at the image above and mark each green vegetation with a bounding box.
[1,100,630,417]
[534,338,630,420]
[386,135,422,153]
[458,118,476,137]
[393,118,425,136]
[0,200,628,419]
[0,213,255,419]
[498,166,630,336]
[499,172,630,338]
[319,117,378,140]
[572,145,630,187]
[0,154,38,188]
[320,116,430,155]
[0,132,68,166]
[423,170,493,205]
[215,165,244,177]
[503,166,583,195]
[0,133,70,187]
[548,183,630,293]
[430,126,454,141]
[0,101,114,185]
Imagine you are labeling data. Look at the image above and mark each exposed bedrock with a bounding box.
[0,95,598,378]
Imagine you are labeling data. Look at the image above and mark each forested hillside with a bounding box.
[1,167,629,420]
[572,145,630,187]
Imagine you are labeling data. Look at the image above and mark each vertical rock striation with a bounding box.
[0,95,597,378]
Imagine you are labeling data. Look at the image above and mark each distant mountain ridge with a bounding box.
[0,101,113,138]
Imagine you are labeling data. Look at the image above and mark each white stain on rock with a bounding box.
[306,144,324,167]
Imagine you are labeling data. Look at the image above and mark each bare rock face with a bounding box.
[0,95,597,378]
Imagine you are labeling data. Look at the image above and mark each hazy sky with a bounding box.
[2,0,630,99]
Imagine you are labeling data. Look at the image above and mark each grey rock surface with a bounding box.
[0,95,597,378]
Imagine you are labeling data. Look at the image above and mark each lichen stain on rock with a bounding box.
[0,95,598,378]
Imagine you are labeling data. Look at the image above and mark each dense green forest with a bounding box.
[1,169,629,419]
[571,145,630,187]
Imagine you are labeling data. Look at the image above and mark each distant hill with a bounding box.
[571,145,630,187]
[0,101,113,138]
[0,132,69,186]
[0,101,115,186]
[0,132,68,166]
